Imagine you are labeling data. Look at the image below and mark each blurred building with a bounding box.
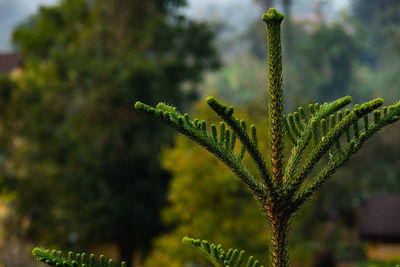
[0,53,23,78]
[359,194,400,261]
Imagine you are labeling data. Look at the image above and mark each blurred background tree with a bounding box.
[0,0,218,266]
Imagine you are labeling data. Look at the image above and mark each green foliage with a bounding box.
[134,99,267,200]
[135,7,400,267]
[143,102,268,266]
[182,237,264,267]
[32,248,126,267]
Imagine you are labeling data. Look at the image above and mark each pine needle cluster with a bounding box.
[32,248,127,267]
[33,8,400,267]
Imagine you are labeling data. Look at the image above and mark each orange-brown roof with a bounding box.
[0,53,22,73]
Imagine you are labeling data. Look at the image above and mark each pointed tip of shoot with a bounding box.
[343,95,352,103]
[262,8,284,24]
[155,102,164,109]
[32,247,41,256]
[134,101,145,110]
[206,96,217,105]
[182,236,190,244]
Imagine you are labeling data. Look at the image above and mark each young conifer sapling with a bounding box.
[33,8,400,267]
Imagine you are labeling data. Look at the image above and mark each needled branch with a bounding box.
[206,97,276,200]
[32,248,126,267]
[182,237,264,267]
[282,96,352,189]
[287,98,384,197]
[134,101,267,200]
[291,140,356,209]
[291,101,400,210]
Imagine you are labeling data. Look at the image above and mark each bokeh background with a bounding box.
[0,0,399,266]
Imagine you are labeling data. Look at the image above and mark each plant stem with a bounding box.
[269,211,289,267]
[263,9,290,267]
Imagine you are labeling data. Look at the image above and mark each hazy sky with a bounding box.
[184,0,350,31]
[0,0,350,52]
[0,0,57,51]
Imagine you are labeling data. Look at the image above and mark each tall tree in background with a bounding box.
[3,0,218,265]
[351,0,400,102]
[281,0,292,59]
[353,0,400,66]
[292,25,360,102]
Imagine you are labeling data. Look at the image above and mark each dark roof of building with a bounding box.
[0,53,22,73]
[359,193,400,242]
